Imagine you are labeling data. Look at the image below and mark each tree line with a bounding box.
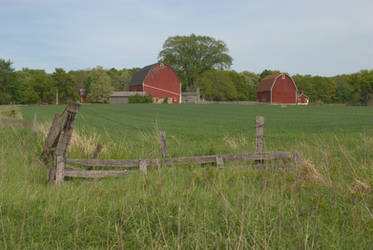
[1,34,372,105]
[1,58,372,105]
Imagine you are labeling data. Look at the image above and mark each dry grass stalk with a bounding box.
[351,179,371,194]
[36,122,106,155]
[303,159,330,186]
[223,135,239,150]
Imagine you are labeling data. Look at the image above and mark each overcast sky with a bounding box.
[1,0,372,76]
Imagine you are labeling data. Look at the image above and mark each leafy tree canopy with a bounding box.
[52,68,79,104]
[16,69,55,104]
[158,34,233,89]
[0,59,16,104]
[259,69,281,81]
[85,66,113,103]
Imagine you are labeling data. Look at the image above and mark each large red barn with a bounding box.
[257,73,297,104]
[129,63,181,104]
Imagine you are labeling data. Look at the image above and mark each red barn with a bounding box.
[257,73,297,104]
[129,62,181,104]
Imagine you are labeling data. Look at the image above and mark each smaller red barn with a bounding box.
[129,63,181,104]
[257,73,297,104]
[297,92,309,105]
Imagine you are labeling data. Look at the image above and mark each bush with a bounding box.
[129,94,153,104]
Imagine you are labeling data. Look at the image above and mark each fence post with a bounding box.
[159,131,169,159]
[32,112,37,131]
[216,156,224,168]
[139,160,148,174]
[255,116,264,164]
[88,144,102,170]
[50,102,80,184]
[293,152,301,167]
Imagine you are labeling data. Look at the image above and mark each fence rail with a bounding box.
[40,103,302,184]
[67,152,298,168]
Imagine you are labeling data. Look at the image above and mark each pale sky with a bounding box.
[1,0,372,76]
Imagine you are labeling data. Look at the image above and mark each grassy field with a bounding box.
[0,104,372,249]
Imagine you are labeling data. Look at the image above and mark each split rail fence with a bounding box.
[40,103,301,184]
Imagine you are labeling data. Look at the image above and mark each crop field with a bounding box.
[1,104,372,249]
[20,104,373,158]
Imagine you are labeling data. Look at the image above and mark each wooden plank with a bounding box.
[51,103,80,184]
[64,170,133,178]
[167,152,294,165]
[159,131,169,158]
[230,163,294,169]
[42,104,70,161]
[40,112,64,162]
[67,152,295,168]
[255,116,264,164]
[65,164,83,171]
[67,159,140,167]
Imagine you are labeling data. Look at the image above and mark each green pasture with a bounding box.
[0,104,371,249]
[20,104,373,158]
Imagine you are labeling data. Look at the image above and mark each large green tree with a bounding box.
[240,71,260,101]
[85,66,113,103]
[348,70,373,105]
[197,70,238,101]
[107,68,132,91]
[0,59,17,104]
[158,34,233,89]
[52,68,79,104]
[15,69,55,104]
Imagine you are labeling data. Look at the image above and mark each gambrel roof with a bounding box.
[129,63,158,87]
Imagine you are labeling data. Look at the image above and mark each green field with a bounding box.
[1,104,372,249]
[20,104,373,157]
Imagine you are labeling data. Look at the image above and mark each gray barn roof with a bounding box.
[129,63,158,87]
[110,91,145,97]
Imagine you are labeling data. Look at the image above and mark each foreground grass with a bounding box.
[1,105,372,248]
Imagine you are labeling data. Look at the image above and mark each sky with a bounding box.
[1,0,372,76]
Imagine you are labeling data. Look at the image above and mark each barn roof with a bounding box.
[129,63,158,87]
[257,74,281,92]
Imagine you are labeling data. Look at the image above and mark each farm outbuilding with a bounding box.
[257,73,297,104]
[297,93,309,105]
[109,91,145,104]
[129,62,181,104]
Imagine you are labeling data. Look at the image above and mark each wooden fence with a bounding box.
[40,103,301,184]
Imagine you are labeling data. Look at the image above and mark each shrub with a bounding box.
[129,94,153,104]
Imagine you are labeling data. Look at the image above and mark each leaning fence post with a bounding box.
[50,102,80,184]
[159,131,169,159]
[255,116,264,164]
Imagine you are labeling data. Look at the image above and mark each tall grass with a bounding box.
[0,105,372,249]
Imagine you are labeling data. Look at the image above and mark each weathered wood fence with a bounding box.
[40,103,301,184]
